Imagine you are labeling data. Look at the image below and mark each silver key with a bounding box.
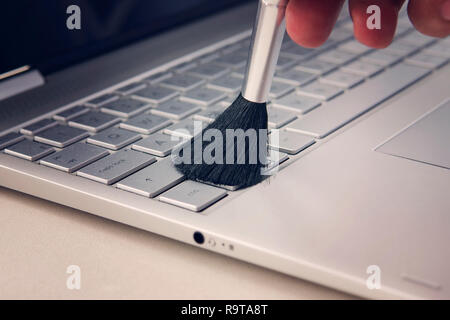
[341,60,383,77]
[101,98,151,118]
[132,85,179,104]
[40,143,109,173]
[295,59,338,75]
[400,32,436,48]
[68,111,120,133]
[120,113,172,134]
[0,132,24,150]
[280,45,315,60]
[151,99,201,119]
[269,80,295,99]
[276,56,298,71]
[159,180,227,212]
[286,64,430,138]
[296,82,343,100]
[267,108,297,129]
[132,132,186,157]
[361,51,402,67]
[318,50,357,65]
[186,63,229,80]
[274,69,316,86]
[268,130,315,155]
[193,104,225,122]
[271,93,321,114]
[382,42,418,56]
[159,73,205,91]
[53,106,89,122]
[114,82,146,95]
[180,87,226,106]
[85,93,119,108]
[34,125,89,148]
[405,53,448,69]
[172,61,197,73]
[163,119,205,138]
[424,42,450,58]
[4,139,54,161]
[212,53,247,69]
[320,70,365,88]
[87,127,142,150]
[117,158,185,198]
[207,74,243,93]
[339,41,373,55]
[142,72,172,84]
[20,118,56,135]
[77,149,155,185]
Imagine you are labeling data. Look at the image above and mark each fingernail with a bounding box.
[441,0,450,21]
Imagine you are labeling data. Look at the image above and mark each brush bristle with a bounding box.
[174,93,268,189]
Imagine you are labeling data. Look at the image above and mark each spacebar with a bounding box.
[286,63,430,138]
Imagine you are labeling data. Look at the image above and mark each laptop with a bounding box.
[1,0,449,299]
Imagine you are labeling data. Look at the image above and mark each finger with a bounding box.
[408,0,450,37]
[286,0,345,48]
[349,0,406,48]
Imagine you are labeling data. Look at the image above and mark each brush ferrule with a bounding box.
[242,0,287,103]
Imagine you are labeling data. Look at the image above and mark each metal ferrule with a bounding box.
[242,0,288,103]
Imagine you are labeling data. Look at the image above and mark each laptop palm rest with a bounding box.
[376,99,450,169]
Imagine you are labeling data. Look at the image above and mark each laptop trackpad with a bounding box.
[376,99,450,169]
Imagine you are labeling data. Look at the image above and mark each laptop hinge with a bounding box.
[0,66,45,101]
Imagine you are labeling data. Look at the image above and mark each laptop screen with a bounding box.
[1,0,247,76]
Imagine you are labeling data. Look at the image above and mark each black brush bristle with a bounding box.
[174,93,268,189]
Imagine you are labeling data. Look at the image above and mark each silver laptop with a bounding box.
[1,1,449,299]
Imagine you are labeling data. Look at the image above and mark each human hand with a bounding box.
[286,0,450,48]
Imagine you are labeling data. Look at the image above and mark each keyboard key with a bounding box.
[198,52,221,64]
[339,41,373,55]
[68,111,120,132]
[172,61,197,73]
[4,140,54,161]
[20,118,56,135]
[400,32,436,48]
[39,143,109,173]
[207,74,243,93]
[341,60,383,77]
[132,132,186,157]
[193,104,225,122]
[405,53,448,69]
[180,87,226,106]
[269,80,295,99]
[268,130,315,155]
[117,158,185,198]
[120,114,172,134]
[159,180,227,212]
[267,108,297,128]
[212,53,247,69]
[77,149,155,185]
[142,71,172,84]
[271,93,321,114]
[0,132,24,150]
[53,106,89,122]
[424,41,450,58]
[87,127,142,150]
[286,64,430,138]
[280,45,315,60]
[163,119,206,138]
[361,51,402,67]
[274,69,316,86]
[114,82,146,95]
[262,150,289,174]
[382,42,418,56]
[320,70,365,88]
[159,73,205,91]
[101,98,151,118]
[275,56,298,71]
[318,50,357,65]
[295,59,338,75]
[132,85,179,104]
[186,63,229,80]
[296,82,343,100]
[34,125,89,148]
[151,99,201,119]
[85,93,119,108]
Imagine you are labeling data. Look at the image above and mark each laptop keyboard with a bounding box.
[1,11,449,212]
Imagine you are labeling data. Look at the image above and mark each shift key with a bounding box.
[77,149,155,184]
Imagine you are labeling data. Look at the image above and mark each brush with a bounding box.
[174,0,288,190]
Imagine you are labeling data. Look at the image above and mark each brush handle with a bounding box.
[242,0,288,103]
